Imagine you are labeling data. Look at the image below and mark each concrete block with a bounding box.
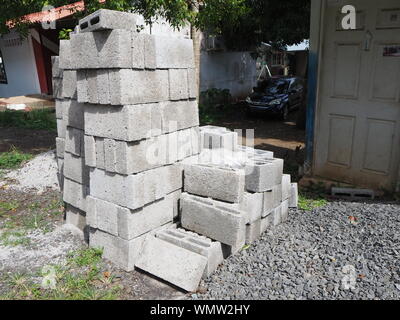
[184,164,245,203]
[63,152,89,185]
[104,138,117,173]
[167,189,182,220]
[241,192,264,224]
[86,70,99,104]
[84,135,96,167]
[169,69,189,101]
[77,71,88,103]
[181,193,246,248]
[70,32,99,69]
[289,183,298,208]
[62,70,77,99]
[56,137,65,159]
[97,30,133,69]
[65,204,87,233]
[144,34,195,69]
[84,104,152,142]
[109,69,169,105]
[131,32,145,69]
[188,68,197,99]
[89,228,145,272]
[86,196,173,240]
[156,227,224,278]
[53,78,63,99]
[281,199,289,223]
[245,220,262,244]
[282,174,291,200]
[272,205,281,226]
[263,184,282,217]
[95,138,105,170]
[90,165,181,210]
[65,127,84,157]
[79,9,137,33]
[55,99,64,120]
[260,212,273,234]
[57,158,64,191]
[59,40,72,70]
[245,158,284,193]
[52,56,62,79]
[63,178,87,212]
[135,235,207,292]
[63,99,84,130]
[160,100,199,134]
[57,119,66,139]
[331,187,375,200]
[191,127,200,155]
[200,126,238,151]
[243,147,274,161]
[96,70,111,105]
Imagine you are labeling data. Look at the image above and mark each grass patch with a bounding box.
[0,248,122,300]
[0,109,56,131]
[298,194,328,211]
[0,147,33,169]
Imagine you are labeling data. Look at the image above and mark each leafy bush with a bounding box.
[0,109,56,131]
[199,88,233,125]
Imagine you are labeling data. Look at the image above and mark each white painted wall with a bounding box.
[0,30,40,98]
[200,51,257,99]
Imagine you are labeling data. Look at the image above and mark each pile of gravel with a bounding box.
[1,150,59,193]
[196,201,400,300]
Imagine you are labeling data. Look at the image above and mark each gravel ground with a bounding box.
[196,200,400,300]
[0,150,59,193]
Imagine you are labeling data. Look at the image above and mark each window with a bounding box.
[0,50,7,84]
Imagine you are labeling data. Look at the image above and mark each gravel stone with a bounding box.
[195,201,400,300]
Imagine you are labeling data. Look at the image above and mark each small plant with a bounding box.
[298,194,328,211]
[59,28,73,40]
[0,147,33,169]
[0,230,30,247]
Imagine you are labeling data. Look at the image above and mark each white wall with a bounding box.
[0,30,40,98]
[200,51,257,99]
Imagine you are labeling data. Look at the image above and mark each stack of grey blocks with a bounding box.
[53,9,298,293]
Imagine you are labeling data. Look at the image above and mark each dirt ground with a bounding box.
[211,107,306,180]
[0,127,56,154]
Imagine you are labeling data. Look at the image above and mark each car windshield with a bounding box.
[264,80,289,95]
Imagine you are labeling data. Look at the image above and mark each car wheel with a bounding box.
[280,105,289,121]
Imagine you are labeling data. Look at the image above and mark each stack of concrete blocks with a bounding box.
[53,48,88,233]
[54,9,202,276]
[53,9,299,293]
[181,125,299,253]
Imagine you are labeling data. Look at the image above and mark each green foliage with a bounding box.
[199,88,233,125]
[0,109,56,131]
[0,147,33,169]
[1,0,310,49]
[59,28,72,40]
[298,194,328,211]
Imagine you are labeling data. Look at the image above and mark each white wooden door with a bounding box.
[314,0,400,191]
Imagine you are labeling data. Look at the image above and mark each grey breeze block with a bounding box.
[245,158,284,193]
[180,193,246,249]
[86,193,179,241]
[90,164,183,210]
[184,163,245,203]
[79,9,137,33]
[155,227,225,278]
[200,125,238,152]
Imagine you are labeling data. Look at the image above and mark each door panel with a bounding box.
[314,0,400,190]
